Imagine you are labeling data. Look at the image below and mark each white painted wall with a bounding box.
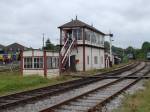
[100,50,105,68]
[47,69,59,78]
[23,69,59,78]
[85,47,105,71]
[70,46,105,71]
[71,46,83,71]
[23,50,44,57]
[23,70,44,77]
[23,50,33,57]
[47,52,59,57]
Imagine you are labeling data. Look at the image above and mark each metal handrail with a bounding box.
[60,37,69,54]
[62,38,75,64]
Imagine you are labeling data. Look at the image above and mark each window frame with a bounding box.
[73,28,82,40]
[24,57,33,69]
[94,56,98,64]
[33,57,44,69]
[87,56,89,65]
[23,56,44,69]
[47,56,59,69]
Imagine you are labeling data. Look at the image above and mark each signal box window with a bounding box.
[87,56,89,64]
[94,56,98,64]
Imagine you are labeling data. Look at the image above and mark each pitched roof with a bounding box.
[58,19,105,35]
[0,44,5,48]
[6,43,28,49]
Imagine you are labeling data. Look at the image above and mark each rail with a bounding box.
[0,62,140,110]
[40,62,150,112]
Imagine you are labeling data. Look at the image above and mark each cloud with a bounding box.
[0,0,150,48]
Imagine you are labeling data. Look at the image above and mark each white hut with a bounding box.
[20,50,59,78]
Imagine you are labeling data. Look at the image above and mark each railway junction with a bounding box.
[0,18,150,112]
[0,61,150,112]
[1,0,150,111]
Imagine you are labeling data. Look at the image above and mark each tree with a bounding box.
[104,41,125,61]
[44,38,55,50]
[54,45,60,51]
[125,46,134,54]
[141,42,150,59]
[104,41,110,52]
[125,46,136,59]
[112,46,124,56]
[142,42,150,53]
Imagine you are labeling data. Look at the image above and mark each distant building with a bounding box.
[0,42,28,53]
[105,52,121,68]
[127,53,134,59]
[147,52,150,60]
[6,43,28,53]
[113,53,121,65]
[0,43,28,63]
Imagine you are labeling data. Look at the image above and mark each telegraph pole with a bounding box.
[109,35,113,62]
[42,33,45,50]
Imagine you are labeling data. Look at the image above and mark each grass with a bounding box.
[0,72,75,96]
[0,62,131,96]
[113,80,150,112]
[70,61,133,76]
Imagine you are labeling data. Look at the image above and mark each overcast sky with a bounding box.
[0,0,150,49]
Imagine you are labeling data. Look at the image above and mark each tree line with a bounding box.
[104,41,150,60]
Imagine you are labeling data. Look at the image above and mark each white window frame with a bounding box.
[33,57,43,69]
[24,57,32,69]
[87,56,89,65]
[47,56,59,69]
[94,56,98,64]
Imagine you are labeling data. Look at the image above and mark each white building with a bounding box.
[105,52,121,68]
[59,18,106,72]
[21,18,107,77]
[21,50,59,78]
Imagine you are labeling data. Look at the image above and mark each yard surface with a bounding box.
[113,79,150,112]
[0,62,131,96]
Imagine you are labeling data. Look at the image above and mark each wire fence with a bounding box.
[0,61,20,72]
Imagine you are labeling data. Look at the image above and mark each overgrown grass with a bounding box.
[72,62,133,76]
[0,72,75,96]
[113,80,150,112]
[0,62,131,96]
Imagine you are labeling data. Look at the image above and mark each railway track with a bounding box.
[0,62,139,111]
[40,62,150,112]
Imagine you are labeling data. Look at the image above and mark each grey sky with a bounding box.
[0,0,150,48]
